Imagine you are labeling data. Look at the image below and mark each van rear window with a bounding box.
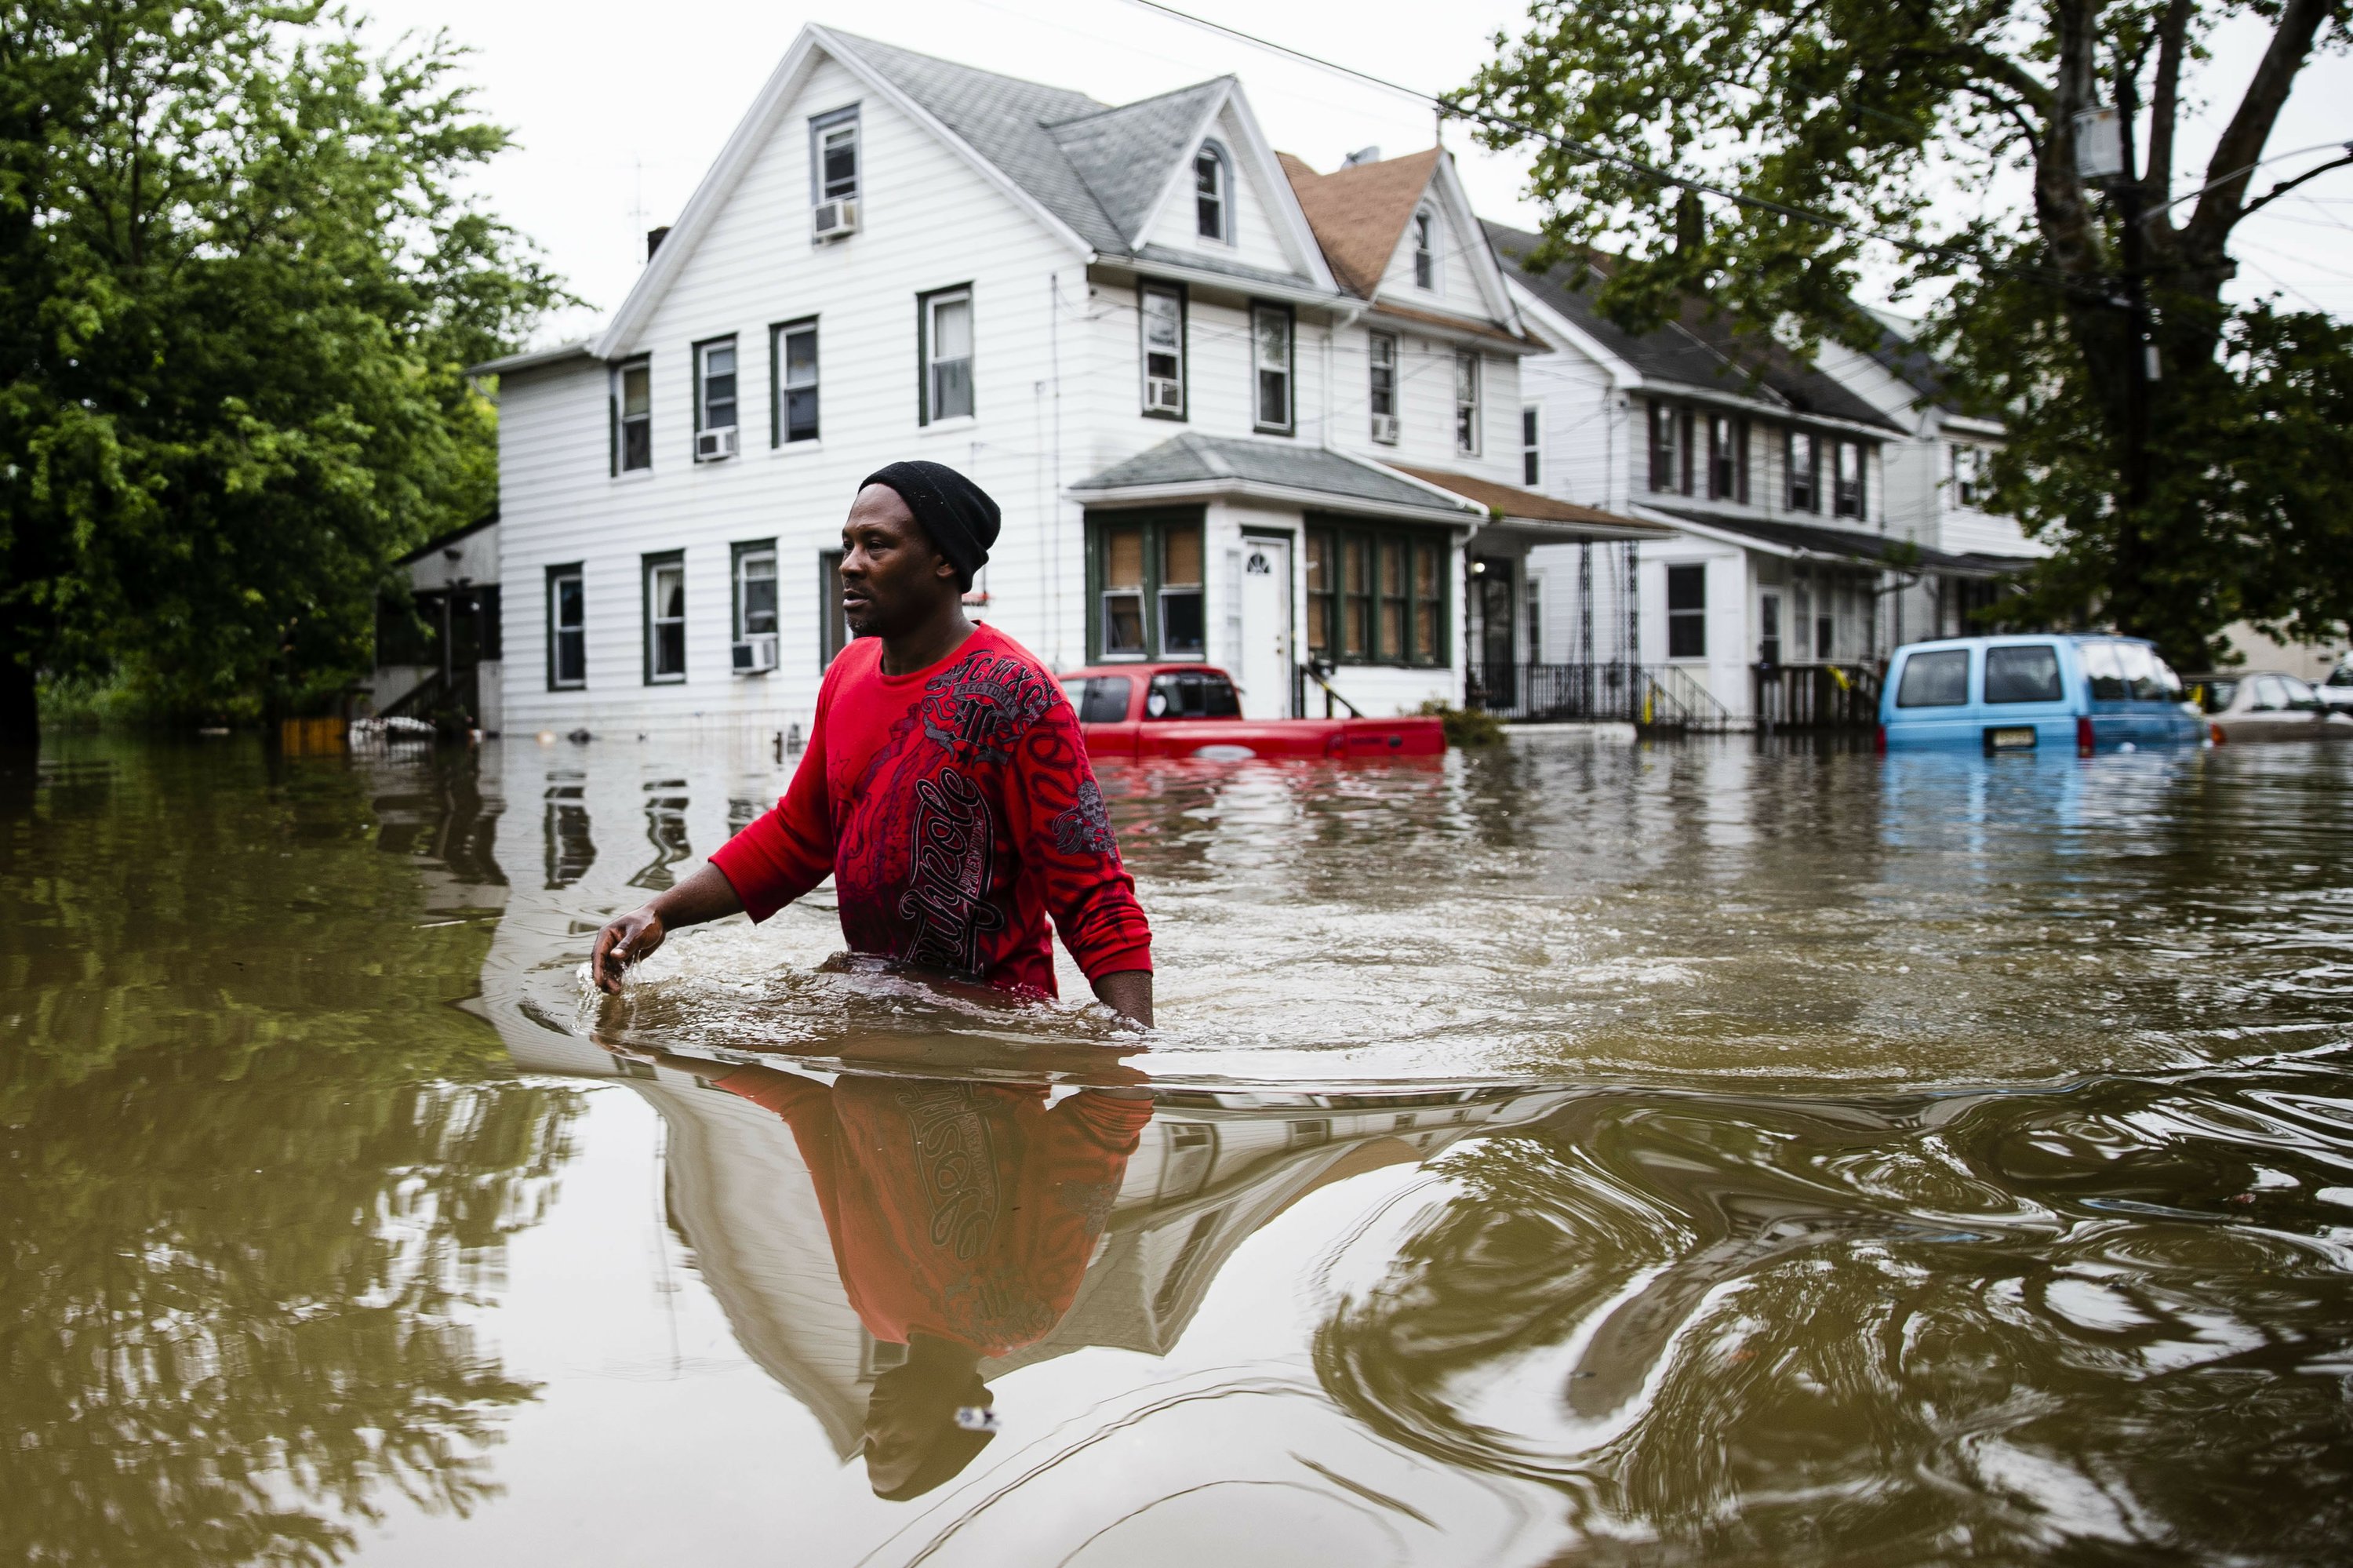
[1896,649,1970,708]
[1984,645,2063,704]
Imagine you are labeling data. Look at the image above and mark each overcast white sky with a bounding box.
[351,0,2353,345]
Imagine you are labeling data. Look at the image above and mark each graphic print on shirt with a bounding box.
[917,649,1055,766]
[897,765,1007,974]
[1049,777,1118,858]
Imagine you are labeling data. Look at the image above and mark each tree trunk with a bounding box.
[0,654,37,750]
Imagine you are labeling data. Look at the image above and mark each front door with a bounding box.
[1237,536,1293,719]
[1473,555,1516,708]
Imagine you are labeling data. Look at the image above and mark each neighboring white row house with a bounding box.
[1488,222,2038,726]
[474,25,1664,740]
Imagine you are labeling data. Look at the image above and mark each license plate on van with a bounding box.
[1984,726,2038,752]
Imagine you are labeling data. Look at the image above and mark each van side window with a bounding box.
[1896,649,1970,708]
[1984,645,2063,704]
[2115,642,2162,701]
[2080,641,2128,701]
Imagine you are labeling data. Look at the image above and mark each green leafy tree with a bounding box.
[0,1,566,744]
[1459,0,2353,669]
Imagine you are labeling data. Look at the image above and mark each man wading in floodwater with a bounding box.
[591,461,1154,1027]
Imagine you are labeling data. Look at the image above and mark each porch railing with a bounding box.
[1752,663,1882,730]
[1466,662,1736,733]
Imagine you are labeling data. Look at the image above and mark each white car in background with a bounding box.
[2318,657,2353,714]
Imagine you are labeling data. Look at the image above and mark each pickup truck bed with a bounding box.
[1059,664,1446,761]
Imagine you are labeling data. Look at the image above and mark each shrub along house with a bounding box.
[1489,222,2018,728]
[475,26,1640,739]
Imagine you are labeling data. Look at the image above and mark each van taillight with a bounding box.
[1875,724,1887,754]
[2075,716,2095,756]
[2209,722,2226,746]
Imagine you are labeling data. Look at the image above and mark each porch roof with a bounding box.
[1644,505,2028,578]
[1390,465,1673,543]
[1070,434,1484,524]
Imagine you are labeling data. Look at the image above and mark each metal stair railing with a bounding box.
[1637,664,1736,733]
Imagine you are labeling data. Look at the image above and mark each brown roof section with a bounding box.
[1278,147,1442,297]
[1391,465,1674,536]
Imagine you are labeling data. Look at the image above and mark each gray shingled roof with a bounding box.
[1072,433,1479,516]
[1485,221,1900,433]
[1646,505,2021,576]
[827,31,1233,257]
[1049,82,1229,244]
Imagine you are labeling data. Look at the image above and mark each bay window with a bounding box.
[1088,511,1205,660]
[1304,517,1447,667]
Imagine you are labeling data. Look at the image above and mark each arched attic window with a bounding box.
[1195,142,1231,243]
[1412,207,1438,290]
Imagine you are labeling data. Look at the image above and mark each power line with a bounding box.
[1117,0,2062,288]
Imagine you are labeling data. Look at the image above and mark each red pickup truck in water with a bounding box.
[1057,663,1447,761]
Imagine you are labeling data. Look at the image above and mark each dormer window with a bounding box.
[1413,208,1437,289]
[1195,144,1230,243]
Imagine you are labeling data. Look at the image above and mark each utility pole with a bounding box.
[2075,104,2157,633]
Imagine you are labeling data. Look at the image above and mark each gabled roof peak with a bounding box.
[1278,147,1444,297]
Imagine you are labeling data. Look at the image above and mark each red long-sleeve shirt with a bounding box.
[711,1067,1152,1355]
[708,624,1151,995]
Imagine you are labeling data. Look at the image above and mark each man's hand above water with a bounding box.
[590,864,746,995]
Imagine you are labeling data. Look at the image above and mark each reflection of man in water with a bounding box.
[675,1057,1151,1498]
[589,461,1153,1027]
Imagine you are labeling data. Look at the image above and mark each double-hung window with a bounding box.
[1089,512,1204,660]
[1521,406,1540,486]
[1951,443,1985,508]
[1786,429,1820,511]
[816,549,848,670]
[772,318,818,445]
[1833,439,1866,518]
[1304,518,1446,667]
[1707,413,1747,501]
[919,286,973,423]
[1649,403,1692,493]
[696,337,738,443]
[1194,144,1228,242]
[1251,302,1293,435]
[732,540,776,669]
[1412,209,1437,290]
[643,552,686,684]
[547,565,586,689]
[612,358,651,474]
[1667,564,1707,658]
[1140,282,1185,417]
[1453,351,1482,455]
[1368,332,1398,442]
[810,107,858,226]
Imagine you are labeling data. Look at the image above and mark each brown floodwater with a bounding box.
[5,731,2351,1565]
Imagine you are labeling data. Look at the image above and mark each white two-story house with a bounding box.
[1489,221,2021,726]
[475,26,1648,739]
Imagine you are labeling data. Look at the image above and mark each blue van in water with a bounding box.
[1878,635,2206,754]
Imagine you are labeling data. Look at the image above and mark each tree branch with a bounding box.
[2146,0,2192,207]
[2184,0,2336,261]
[2239,150,2353,219]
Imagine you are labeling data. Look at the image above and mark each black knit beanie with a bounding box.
[860,461,1001,589]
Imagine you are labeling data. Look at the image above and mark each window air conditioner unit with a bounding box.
[695,426,738,462]
[731,633,778,674]
[1370,413,1399,445]
[1146,378,1182,413]
[812,199,860,241]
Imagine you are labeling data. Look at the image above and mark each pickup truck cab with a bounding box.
[1878,635,2206,754]
[1059,663,1446,761]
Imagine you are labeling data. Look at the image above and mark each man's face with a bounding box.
[840,485,956,639]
